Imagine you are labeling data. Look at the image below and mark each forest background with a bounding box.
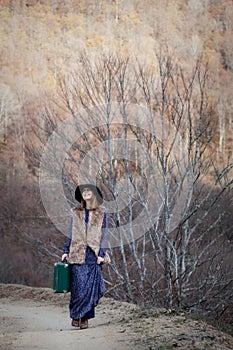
[0,0,232,331]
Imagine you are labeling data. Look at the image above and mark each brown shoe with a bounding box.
[80,319,88,329]
[71,319,80,327]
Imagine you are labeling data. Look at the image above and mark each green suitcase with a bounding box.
[53,261,71,293]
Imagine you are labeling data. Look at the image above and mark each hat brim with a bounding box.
[75,184,103,204]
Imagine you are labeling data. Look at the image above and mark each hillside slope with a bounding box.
[0,0,232,321]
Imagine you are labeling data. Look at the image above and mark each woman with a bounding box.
[61,183,109,329]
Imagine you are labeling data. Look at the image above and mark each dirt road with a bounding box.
[0,299,133,350]
[0,284,233,350]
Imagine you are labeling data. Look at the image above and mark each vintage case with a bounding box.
[53,261,71,293]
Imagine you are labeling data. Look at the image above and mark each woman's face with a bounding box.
[81,188,93,201]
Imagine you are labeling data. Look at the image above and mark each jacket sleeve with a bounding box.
[62,217,73,254]
[98,211,108,258]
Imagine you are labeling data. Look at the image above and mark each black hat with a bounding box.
[75,183,103,204]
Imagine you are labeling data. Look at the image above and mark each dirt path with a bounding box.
[0,299,132,350]
[0,284,233,350]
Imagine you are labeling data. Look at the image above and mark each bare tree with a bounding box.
[0,84,21,145]
[24,51,232,319]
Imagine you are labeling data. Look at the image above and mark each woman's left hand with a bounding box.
[97,256,104,265]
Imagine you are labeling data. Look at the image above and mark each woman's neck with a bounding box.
[85,201,95,210]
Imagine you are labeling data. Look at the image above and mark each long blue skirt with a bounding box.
[69,246,106,320]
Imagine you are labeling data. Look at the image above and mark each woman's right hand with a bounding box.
[61,253,68,262]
